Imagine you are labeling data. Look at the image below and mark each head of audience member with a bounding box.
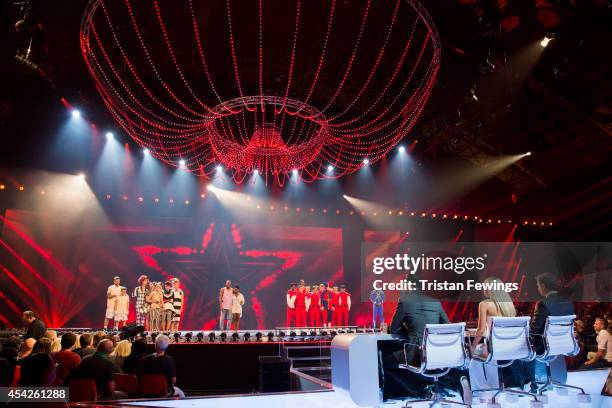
[130,338,148,357]
[154,334,170,356]
[482,277,517,317]
[21,311,36,326]
[43,330,57,342]
[19,338,36,358]
[535,273,559,297]
[50,338,61,353]
[225,280,231,289]
[18,352,56,387]
[32,337,52,354]
[104,335,118,348]
[173,278,180,290]
[113,340,132,358]
[113,276,121,286]
[60,332,77,351]
[594,317,608,334]
[79,333,93,349]
[97,339,114,356]
[93,331,106,348]
[3,336,21,352]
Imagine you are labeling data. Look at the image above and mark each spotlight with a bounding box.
[196,332,204,342]
[208,332,216,342]
[231,332,240,342]
[267,332,275,341]
[363,158,370,165]
[540,36,552,47]
[398,145,406,153]
[290,331,297,337]
[143,148,150,155]
[255,332,263,342]
[179,159,186,166]
[292,169,298,176]
[253,169,259,175]
[220,332,227,342]
[342,194,348,198]
[525,151,532,156]
[151,332,158,342]
[105,132,113,140]
[173,332,181,343]
[71,110,81,118]
[327,165,334,172]
[216,165,223,172]
[77,172,86,179]
[243,332,251,341]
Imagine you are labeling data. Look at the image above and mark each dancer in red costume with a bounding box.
[319,284,332,327]
[309,286,321,327]
[286,283,297,327]
[331,286,340,326]
[294,286,308,327]
[337,285,352,326]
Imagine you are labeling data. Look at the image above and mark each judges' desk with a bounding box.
[331,333,393,406]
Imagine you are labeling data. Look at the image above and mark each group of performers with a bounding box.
[104,275,184,332]
[286,281,352,327]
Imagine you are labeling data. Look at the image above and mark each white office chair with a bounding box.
[399,322,470,407]
[472,316,542,408]
[534,315,590,403]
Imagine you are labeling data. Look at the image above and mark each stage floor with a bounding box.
[111,369,610,408]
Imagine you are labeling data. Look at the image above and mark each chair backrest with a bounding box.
[543,314,579,358]
[11,365,20,387]
[421,323,468,370]
[140,374,167,396]
[115,373,140,395]
[487,316,534,362]
[69,379,97,402]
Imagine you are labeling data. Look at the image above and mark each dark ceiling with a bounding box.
[0,0,610,240]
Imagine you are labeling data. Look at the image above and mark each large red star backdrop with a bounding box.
[0,209,343,329]
[80,0,439,185]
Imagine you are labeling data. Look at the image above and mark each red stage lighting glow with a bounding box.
[80,0,440,185]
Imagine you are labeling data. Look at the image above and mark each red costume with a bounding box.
[320,290,333,326]
[286,288,297,327]
[294,291,307,327]
[331,291,340,326]
[337,291,351,326]
[309,292,320,327]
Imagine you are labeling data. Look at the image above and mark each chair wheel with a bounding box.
[505,393,519,403]
[530,401,544,408]
[537,394,548,404]
[556,388,568,396]
[576,394,591,403]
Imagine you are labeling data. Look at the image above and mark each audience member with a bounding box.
[21,311,46,340]
[43,330,58,342]
[122,338,147,375]
[582,317,612,368]
[50,338,61,353]
[92,331,106,348]
[74,333,95,358]
[32,337,52,355]
[19,338,36,359]
[141,335,185,397]
[18,353,57,387]
[51,332,81,384]
[73,339,127,400]
[112,340,132,373]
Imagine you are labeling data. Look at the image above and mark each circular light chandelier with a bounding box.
[81,0,440,185]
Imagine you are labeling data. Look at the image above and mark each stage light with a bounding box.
[292,169,298,176]
[138,196,144,203]
[105,132,113,140]
[399,145,406,153]
[253,169,259,176]
[220,332,227,342]
[267,332,275,341]
[363,158,370,165]
[151,332,158,342]
[185,200,190,205]
[243,332,251,341]
[196,332,204,342]
[18,185,24,191]
[0,184,5,190]
[40,190,45,195]
[169,198,174,204]
[216,165,223,172]
[179,159,186,166]
[525,151,532,156]
[255,332,263,342]
[78,172,86,179]
[143,148,150,155]
[71,110,81,118]
[154,197,159,203]
[342,194,348,198]
[231,332,239,341]
[184,332,192,342]
[173,332,181,343]
[327,165,334,172]
[540,36,552,47]
[200,193,205,198]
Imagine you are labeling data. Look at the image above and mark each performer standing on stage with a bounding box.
[337,285,352,326]
[320,283,334,327]
[147,282,163,331]
[286,282,297,327]
[114,287,130,330]
[309,285,321,327]
[294,286,308,327]
[162,281,175,331]
[171,278,184,332]
[132,275,149,329]
[331,286,340,326]
[104,276,122,329]
[231,285,245,330]
[219,280,233,330]
[370,288,385,328]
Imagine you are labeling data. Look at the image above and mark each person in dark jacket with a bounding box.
[21,311,46,341]
[122,338,147,375]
